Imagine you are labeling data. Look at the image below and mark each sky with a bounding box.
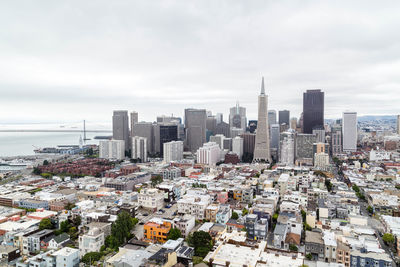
[1,1,400,126]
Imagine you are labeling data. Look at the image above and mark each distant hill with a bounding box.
[357,115,396,122]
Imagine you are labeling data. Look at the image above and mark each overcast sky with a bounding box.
[1,1,399,126]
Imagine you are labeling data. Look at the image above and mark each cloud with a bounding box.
[0,0,399,124]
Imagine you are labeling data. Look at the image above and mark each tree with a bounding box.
[64,202,76,210]
[187,231,213,257]
[151,175,163,187]
[111,211,136,248]
[301,210,306,222]
[382,233,395,244]
[43,160,49,165]
[60,220,71,233]
[289,244,298,251]
[72,215,82,227]
[367,206,373,215]
[192,256,204,265]
[167,228,182,240]
[81,252,103,265]
[325,179,332,192]
[352,184,360,193]
[305,253,312,260]
[32,167,41,175]
[242,208,249,216]
[231,212,239,220]
[39,218,54,230]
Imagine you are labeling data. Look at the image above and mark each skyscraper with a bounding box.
[229,102,247,132]
[278,110,290,126]
[268,110,277,126]
[303,89,324,134]
[253,77,271,163]
[342,111,357,153]
[130,111,138,137]
[184,108,207,152]
[154,123,178,155]
[112,110,130,152]
[133,122,154,154]
[132,136,147,162]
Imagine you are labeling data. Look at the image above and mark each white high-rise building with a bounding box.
[279,132,295,166]
[232,136,244,159]
[132,136,147,162]
[342,111,357,153]
[210,134,225,150]
[253,77,272,163]
[99,140,125,160]
[163,140,183,163]
[197,142,221,165]
[314,152,330,170]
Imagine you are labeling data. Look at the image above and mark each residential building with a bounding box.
[138,189,164,211]
[143,219,172,244]
[53,247,80,267]
[99,140,125,160]
[79,227,104,255]
[163,141,183,163]
[197,142,221,166]
[232,136,243,159]
[132,136,147,162]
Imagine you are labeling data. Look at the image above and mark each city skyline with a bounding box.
[1,1,400,123]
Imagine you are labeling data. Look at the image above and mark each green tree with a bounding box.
[382,233,395,244]
[301,210,306,222]
[192,256,204,265]
[39,218,54,230]
[81,252,103,265]
[32,167,41,175]
[72,215,82,227]
[231,212,239,220]
[367,206,373,214]
[64,202,76,210]
[352,184,360,193]
[151,175,163,187]
[43,160,49,165]
[60,220,71,233]
[305,253,312,260]
[325,179,332,192]
[111,211,136,248]
[167,228,182,240]
[187,231,213,257]
[289,244,298,251]
[242,208,249,216]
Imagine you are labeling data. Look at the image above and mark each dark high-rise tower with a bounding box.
[303,89,324,134]
[278,110,290,126]
[112,110,130,151]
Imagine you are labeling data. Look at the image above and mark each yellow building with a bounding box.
[143,220,172,244]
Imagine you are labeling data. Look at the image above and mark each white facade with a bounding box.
[369,149,391,161]
[342,111,357,152]
[132,136,147,162]
[79,227,104,256]
[99,140,125,160]
[314,152,330,170]
[197,142,221,166]
[232,136,244,159]
[177,194,212,220]
[279,133,295,166]
[163,141,183,163]
[210,134,225,150]
[53,247,80,267]
[138,188,164,210]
